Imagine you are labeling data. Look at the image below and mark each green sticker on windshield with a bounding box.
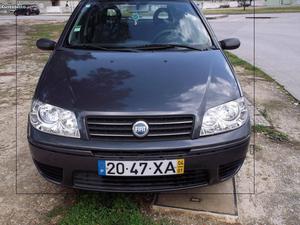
[131,12,140,25]
[74,26,81,32]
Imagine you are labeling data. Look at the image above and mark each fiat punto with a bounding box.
[28,0,250,192]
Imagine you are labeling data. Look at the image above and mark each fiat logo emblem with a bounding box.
[132,121,149,138]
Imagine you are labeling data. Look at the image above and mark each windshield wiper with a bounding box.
[68,44,140,52]
[132,44,209,51]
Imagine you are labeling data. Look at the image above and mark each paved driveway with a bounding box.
[208,13,300,100]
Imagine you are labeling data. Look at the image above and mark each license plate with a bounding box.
[98,159,184,176]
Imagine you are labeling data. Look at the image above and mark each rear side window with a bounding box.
[67,0,212,48]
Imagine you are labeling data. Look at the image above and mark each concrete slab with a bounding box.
[153,148,255,222]
[154,179,237,216]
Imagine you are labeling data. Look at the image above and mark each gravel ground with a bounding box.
[0,18,74,225]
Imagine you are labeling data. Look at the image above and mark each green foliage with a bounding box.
[22,23,66,63]
[58,193,170,225]
[225,51,273,81]
[253,125,289,142]
[203,6,300,15]
[30,23,65,40]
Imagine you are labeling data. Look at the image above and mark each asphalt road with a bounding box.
[208,13,300,100]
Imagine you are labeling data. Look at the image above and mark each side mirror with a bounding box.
[219,38,240,50]
[36,38,56,50]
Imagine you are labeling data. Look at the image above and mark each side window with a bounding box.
[68,7,92,44]
[107,9,117,16]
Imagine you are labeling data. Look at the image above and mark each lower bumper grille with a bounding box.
[219,159,244,180]
[73,169,209,191]
[34,160,63,182]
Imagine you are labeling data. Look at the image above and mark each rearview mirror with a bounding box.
[219,38,240,50]
[36,38,56,50]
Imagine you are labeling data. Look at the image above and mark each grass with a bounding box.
[25,23,65,50]
[48,193,172,225]
[253,124,289,142]
[225,51,273,82]
[203,5,300,15]
[20,23,66,63]
[29,23,66,40]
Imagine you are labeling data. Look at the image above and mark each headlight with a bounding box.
[30,100,80,138]
[200,97,248,136]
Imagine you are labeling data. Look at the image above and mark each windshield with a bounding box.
[67,0,213,49]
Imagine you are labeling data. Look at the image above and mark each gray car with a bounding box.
[28,0,250,192]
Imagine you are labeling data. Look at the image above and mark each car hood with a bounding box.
[35,49,240,114]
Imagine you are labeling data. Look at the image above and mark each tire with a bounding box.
[26,11,30,16]
[14,12,18,16]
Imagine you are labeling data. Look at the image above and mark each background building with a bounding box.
[1,0,79,14]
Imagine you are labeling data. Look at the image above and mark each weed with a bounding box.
[253,125,289,142]
[225,51,273,81]
[29,23,66,40]
[260,108,268,119]
[58,192,172,225]
[254,144,263,152]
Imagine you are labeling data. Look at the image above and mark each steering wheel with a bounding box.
[153,8,173,25]
[152,29,185,43]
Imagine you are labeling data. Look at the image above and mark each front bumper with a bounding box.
[28,121,250,192]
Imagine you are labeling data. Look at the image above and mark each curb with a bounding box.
[40,13,71,16]
[152,205,239,224]
[205,14,228,20]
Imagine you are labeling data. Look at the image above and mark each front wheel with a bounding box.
[14,11,18,16]
[26,11,30,16]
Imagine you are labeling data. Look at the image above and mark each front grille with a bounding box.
[73,169,209,191]
[86,115,194,141]
[34,160,63,182]
[219,159,244,180]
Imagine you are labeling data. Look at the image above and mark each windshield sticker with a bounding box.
[74,26,81,32]
[131,12,140,25]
